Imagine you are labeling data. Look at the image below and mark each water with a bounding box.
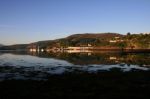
[0,51,150,80]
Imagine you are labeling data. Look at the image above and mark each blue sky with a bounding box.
[0,0,150,45]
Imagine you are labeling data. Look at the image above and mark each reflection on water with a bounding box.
[0,51,150,80]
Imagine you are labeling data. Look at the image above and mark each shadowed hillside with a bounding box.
[67,33,123,40]
[0,44,28,51]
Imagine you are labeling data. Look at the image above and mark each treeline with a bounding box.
[0,44,28,50]
[124,33,150,49]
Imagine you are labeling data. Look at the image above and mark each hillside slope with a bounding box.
[67,33,123,40]
[27,33,123,48]
[0,33,149,50]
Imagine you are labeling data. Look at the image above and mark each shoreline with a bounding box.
[1,48,150,53]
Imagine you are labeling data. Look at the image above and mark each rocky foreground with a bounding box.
[0,70,150,99]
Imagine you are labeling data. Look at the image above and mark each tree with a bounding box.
[127,32,131,36]
[118,42,127,51]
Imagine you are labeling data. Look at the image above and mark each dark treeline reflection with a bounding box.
[0,51,150,66]
[7,51,149,66]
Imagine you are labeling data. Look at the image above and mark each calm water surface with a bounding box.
[0,51,150,80]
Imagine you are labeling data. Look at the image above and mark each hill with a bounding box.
[67,33,123,40]
[0,33,150,50]
[57,33,124,47]
[26,33,123,49]
[24,33,150,50]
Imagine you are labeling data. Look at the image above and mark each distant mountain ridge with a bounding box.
[0,44,28,50]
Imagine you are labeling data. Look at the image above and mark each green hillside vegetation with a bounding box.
[124,33,150,49]
[58,33,124,47]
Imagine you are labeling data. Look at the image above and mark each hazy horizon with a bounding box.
[0,0,150,45]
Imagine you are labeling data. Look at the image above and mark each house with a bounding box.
[109,36,124,43]
[88,44,92,47]
[109,40,117,43]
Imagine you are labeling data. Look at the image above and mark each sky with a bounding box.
[0,0,150,45]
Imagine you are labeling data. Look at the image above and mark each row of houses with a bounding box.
[29,46,94,53]
[109,36,124,43]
